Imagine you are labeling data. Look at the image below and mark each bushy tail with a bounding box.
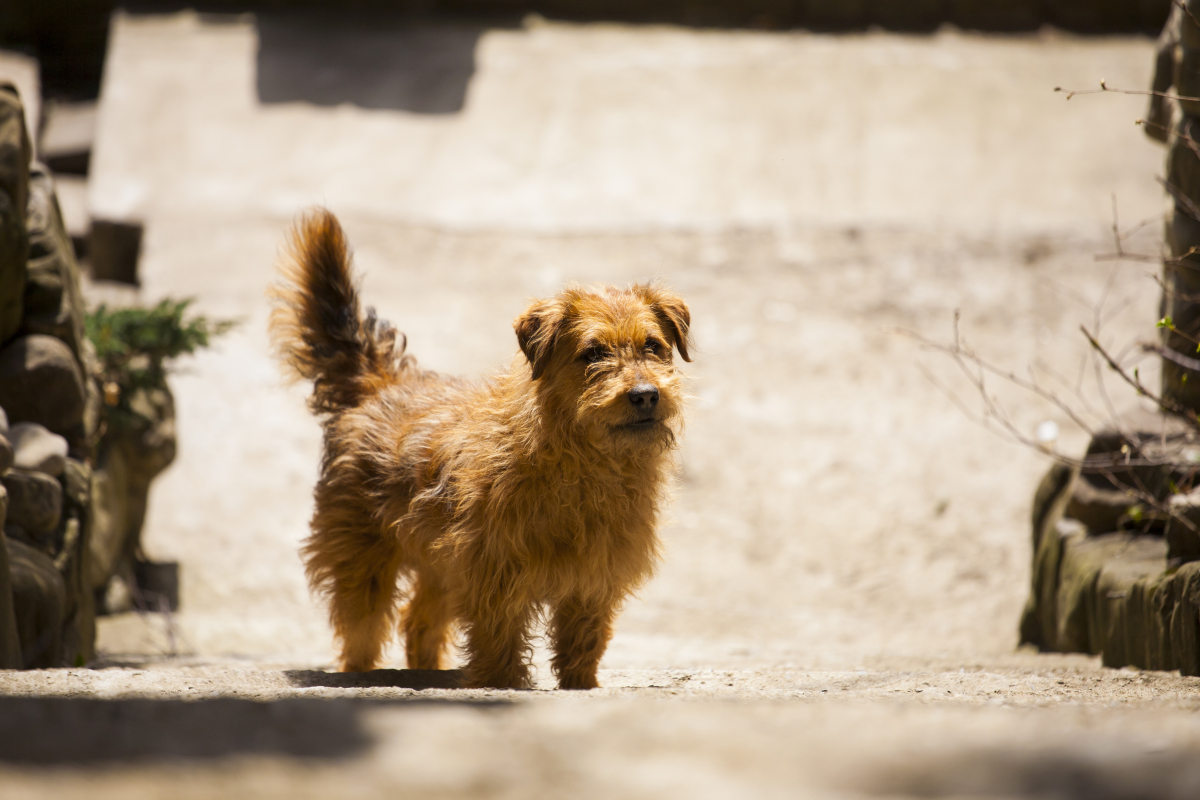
[269,208,406,415]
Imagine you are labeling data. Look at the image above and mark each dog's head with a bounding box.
[514,284,691,452]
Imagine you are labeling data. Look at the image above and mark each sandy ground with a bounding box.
[2,12,1197,798]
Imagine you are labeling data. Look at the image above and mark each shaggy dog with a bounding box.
[269,209,691,689]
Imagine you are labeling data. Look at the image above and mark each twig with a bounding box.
[1081,324,1200,430]
[1056,80,1200,103]
[1179,0,1200,33]
[1144,341,1200,372]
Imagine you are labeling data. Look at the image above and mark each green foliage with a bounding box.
[86,298,234,430]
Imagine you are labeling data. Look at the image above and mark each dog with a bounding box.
[269,208,691,689]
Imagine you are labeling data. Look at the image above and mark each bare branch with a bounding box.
[1179,0,1200,35]
[1081,324,1200,432]
[1144,341,1200,372]
[1056,80,1200,103]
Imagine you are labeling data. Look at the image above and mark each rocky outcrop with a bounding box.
[1023,6,1200,674]
[0,81,178,668]
[1020,410,1200,671]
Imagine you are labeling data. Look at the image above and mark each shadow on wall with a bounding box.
[255,12,504,114]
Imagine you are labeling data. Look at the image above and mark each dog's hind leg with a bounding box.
[304,518,405,673]
[402,571,452,670]
[331,545,405,673]
[548,596,617,690]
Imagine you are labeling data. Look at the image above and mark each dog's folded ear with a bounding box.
[514,300,565,380]
[639,286,692,363]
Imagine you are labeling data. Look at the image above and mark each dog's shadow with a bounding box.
[284,668,466,690]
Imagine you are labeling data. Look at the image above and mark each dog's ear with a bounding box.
[514,300,565,380]
[640,286,692,363]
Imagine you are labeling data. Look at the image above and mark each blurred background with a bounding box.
[4,2,1200,798]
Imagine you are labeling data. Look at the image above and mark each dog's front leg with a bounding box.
[549,596,616,690]
[461,589,535,689]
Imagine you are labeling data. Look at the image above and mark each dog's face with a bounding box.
[514,284,691,452]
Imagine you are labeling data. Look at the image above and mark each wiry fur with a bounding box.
[269,208,692,689]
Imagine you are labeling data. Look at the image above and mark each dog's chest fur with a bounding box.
[371,375,663,591]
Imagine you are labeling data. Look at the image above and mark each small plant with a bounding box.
[86,298,234,430]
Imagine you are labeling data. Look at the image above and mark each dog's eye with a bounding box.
[582,345,608,364]
[644,338,664,356]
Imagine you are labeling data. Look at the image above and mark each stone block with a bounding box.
[1166,490,1200,564]
[1021,510,1200,673]
[0,492,21,668]
[1019,462,1076,651]
[6,537,64,669]
[0,469,62,541]
[61,458,90,510]
[0,334,86,438]
[20,164,88,359]
[1060,407,1189,534]
[7,422,67,477]
[0,82,30,346]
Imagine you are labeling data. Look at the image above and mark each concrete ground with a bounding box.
[4,10,1197,798]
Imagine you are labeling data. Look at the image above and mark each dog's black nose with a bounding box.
[628,384,659,410]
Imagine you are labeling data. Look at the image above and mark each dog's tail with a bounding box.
[269,208,407,415]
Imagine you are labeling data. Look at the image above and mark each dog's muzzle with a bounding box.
[626,383,660,427]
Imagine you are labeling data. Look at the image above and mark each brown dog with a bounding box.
[269,209,691,689]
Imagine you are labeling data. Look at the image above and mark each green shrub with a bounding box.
[86,298,234,430]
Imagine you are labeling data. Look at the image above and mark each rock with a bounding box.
[87,446,128,595]
[88,383,178,603]
[125,385,177,478]
[1060,408,1188,534]
[0,334,86,438]
[0,82,31,345]
[1165,489,1200,566]
[3,524,30,547]
[19,163,88,358]
[6,537,65,668]
[1019,462,1077,652]
[0,469,62,541]
[61,458,91,509]
[7,422,67,477]
[0,490,22,668]
[0,432,10,476]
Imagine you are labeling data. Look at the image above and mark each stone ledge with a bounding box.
[1022,464,1200,674]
